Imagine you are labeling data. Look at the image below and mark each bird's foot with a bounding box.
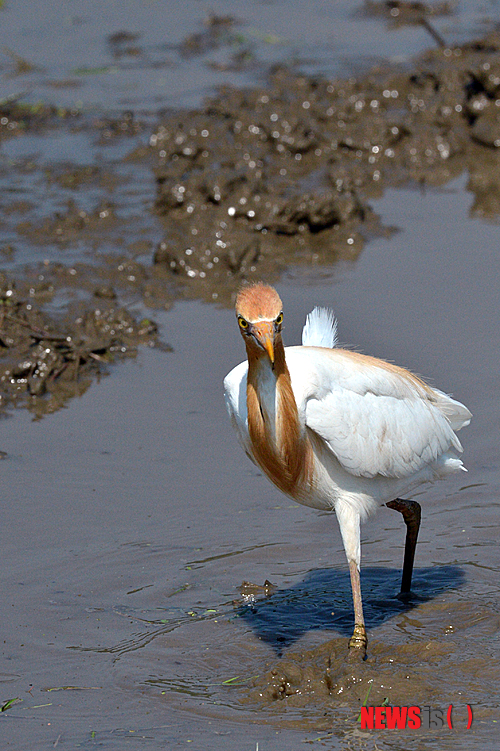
[347,624,367,660]
[396,589,414,602]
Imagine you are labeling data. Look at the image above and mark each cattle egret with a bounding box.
[224,283,471,658]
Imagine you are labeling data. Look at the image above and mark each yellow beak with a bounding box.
[251,321,275,364]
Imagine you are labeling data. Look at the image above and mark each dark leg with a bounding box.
[386,498,421,595]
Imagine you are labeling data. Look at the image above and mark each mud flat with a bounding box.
[149,26,500,298]
[3,24,500,415]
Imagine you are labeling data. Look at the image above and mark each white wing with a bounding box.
[225,346,471,481]
[302,307,338,348]
[286,347,470,480]
[223,360,252,456]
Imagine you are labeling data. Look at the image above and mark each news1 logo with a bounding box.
[360,704,473,730]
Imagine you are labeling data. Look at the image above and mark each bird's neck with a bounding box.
[246,340,313,497]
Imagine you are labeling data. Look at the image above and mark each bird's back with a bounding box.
[285,344,470,477]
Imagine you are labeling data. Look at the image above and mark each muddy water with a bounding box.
[1,183,498,749]
[1,1,500,750]
[1,0,493,112]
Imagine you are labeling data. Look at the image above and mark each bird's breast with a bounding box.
[253,366,278,440]
[246,361,315,499]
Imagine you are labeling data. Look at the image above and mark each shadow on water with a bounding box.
[239,566,465,654]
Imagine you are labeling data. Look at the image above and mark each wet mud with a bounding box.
[239,598,500,714]
[192,563,497,728]
[0,283,157,417]
[149,26,500,298]
[102,544,499,745]
[3,24,500,418]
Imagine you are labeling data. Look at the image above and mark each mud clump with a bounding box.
[227,564,499,725]
[246,638,454,709]
[149,28,500,300]
[179,14,241,58]
[365,0,453,26]
[0,278,157,418]
[17,199,119,247]
[5,25,500,412]
[0,99,79,140]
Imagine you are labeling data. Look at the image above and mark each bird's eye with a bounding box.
[238,317,249,330]
[275,312,283,325]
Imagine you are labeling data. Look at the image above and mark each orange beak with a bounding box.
[251,321,275,364]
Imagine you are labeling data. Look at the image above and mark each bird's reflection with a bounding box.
[238,565,465,654]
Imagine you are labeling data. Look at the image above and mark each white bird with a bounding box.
[224,283,471,657]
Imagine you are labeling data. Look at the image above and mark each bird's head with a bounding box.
[235,283,284,365]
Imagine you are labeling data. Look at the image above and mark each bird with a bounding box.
[223,282,471,658]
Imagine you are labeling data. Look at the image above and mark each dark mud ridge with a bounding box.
[150,27,500,301]
[3,25,500,414]
[0,276,157,418]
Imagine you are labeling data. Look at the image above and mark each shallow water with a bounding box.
[1,0,495,112]
[1,1,500,749]
[1,177,498,749]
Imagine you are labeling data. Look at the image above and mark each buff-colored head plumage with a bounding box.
[235,283,283,322]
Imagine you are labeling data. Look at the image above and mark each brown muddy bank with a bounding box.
[2,23,500,417]
[5,26,500,273]
[0,281,158,418]
[150,27,500,299]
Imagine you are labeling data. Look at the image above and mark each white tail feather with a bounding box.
[302,307,338,349]
[432,389,472,431]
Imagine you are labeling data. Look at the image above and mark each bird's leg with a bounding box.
[386,498,421,595]
[347,559,367,658]
[336,505,367,658]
